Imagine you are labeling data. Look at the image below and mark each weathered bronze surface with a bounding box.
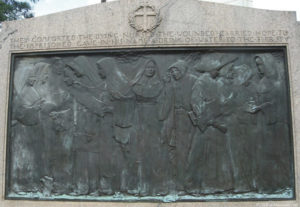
[5,49,294,202]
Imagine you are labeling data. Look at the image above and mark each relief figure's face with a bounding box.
[226,68,237,80]
[26,76,36,87]
[255,57,265,77]
[73,69,83,78]
[97,64,106,79]
[170,67,183,80]
[53,61,64,75]
[145,61,156,78]
[63,66,74,86]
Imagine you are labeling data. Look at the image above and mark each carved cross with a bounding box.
[134,5,157,31]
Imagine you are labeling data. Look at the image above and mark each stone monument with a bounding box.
[0,0,299,206]
[200,0,253,7]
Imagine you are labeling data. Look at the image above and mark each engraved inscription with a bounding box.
[9,30,290,50]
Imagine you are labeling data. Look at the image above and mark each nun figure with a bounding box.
[132,59,169,196]
[95,57,136,194]
[65,56,122,195]
[163,60,198,192]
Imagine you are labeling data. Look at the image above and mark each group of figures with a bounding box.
[8,51,293,199]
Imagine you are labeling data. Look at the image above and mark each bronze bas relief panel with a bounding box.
[5,49,294,202]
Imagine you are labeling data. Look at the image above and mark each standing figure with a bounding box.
[12,61,72,195]
[187,70,233,194]
[251,55,291,193]
[186,57,243,194]
[43,57,74,195]
[95,57,136,194]
[163,60,198,192]
[132,59,169,196]
[64,56,117,196]
[11,69,45,193]
[227,64,257,193]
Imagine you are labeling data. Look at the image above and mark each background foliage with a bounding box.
[0,0,39,22]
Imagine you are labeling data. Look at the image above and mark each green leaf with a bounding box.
[0,0,39,22]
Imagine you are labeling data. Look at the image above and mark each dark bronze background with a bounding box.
[5,48,295,202]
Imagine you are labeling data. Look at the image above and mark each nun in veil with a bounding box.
[96,57,135,142]
[95,57,137,194]
[11,67,45,192]
[131,59,169,196]
[64,56,126,195]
